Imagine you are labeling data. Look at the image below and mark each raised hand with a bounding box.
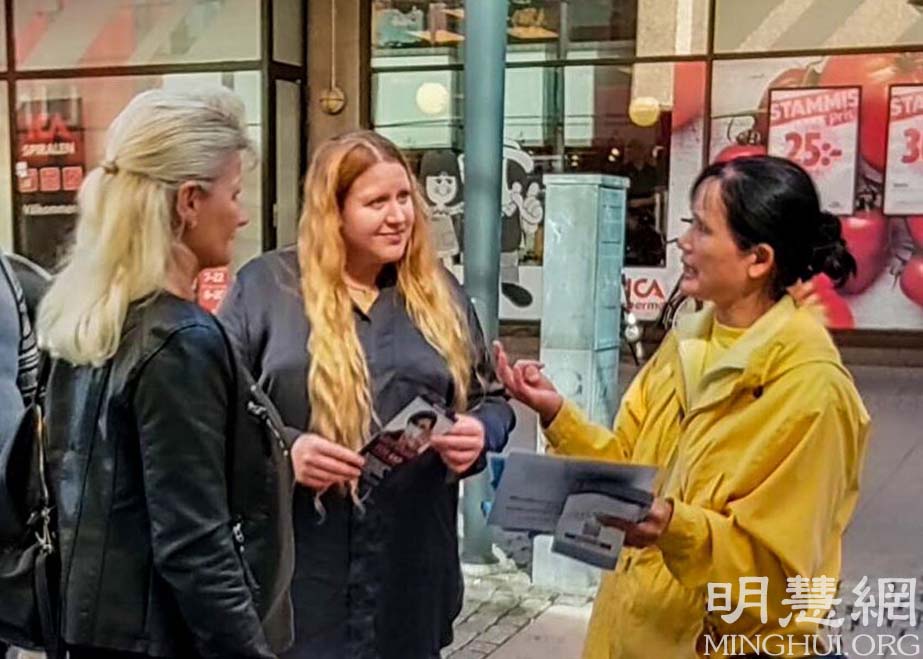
[493,340,563,426]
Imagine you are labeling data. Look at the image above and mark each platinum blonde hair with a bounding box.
[37,87,255,366]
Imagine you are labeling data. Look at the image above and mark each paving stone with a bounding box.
[448,628,478,652]
[464,612,504,632]
[477,593,519,615]
[555,593,593,607]
[478,623,522,645]
[499,610,539,628]
[526,584,557,599]
[454,620,487,642]
[448,648,488,659]
[444,639,468,655]
[465,582,499,601]
[458,599,483,621]
[465,640,501,654]
[518,597,551,613]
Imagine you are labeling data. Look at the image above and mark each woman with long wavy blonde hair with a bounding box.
[220,130,515,659]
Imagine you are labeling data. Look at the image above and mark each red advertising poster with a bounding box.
[884,84,923,216]
[708,55,923,329]
[16,96,85,270]
[767,86,861,215]
[196,266,231,314]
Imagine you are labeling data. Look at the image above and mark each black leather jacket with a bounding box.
[45,293,292,658]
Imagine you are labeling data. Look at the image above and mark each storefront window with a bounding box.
[564,62,706,275]
[505,64,560,148]
[372,0,464,59]
[275,79,302,247]
[371,2,708,65]
[14,0,260,70]
[0,82,11,251]
[371,1,561,60]
[372,55,708,320]
[273,0,304,66]
[14,71,263,270]
[372,66,462,150]
[372,2,655,64]
[715,0,923,54]
[566,0,635,47]
[634,0,709,57]
[710,54,923,330]
[370,2,923,330]
[0,5,7,71]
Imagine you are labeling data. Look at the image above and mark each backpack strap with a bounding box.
[34,355,64,658]
[0,253,40,406]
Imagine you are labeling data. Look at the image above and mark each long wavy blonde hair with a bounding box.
[37,87,254,366]
[300,131,473,451]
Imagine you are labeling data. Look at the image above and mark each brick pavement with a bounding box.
[445,556,592,659]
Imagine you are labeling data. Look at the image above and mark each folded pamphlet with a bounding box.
[487,451,658,569]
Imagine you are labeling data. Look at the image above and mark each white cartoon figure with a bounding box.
[419,150,464,261]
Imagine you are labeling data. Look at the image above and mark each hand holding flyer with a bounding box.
[359,397,455,493]
[429,414,485,475]
[487,451,659,569]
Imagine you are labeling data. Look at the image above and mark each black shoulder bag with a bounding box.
[0,356,64,658]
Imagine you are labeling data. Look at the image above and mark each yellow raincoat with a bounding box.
[545,296,870,659]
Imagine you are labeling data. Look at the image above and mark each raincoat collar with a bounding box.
[671,296,799,414]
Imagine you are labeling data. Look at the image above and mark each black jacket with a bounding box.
[45,293,293,658]
[219,250,515,659]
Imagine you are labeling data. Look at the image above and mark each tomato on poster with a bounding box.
[900,254,923,308]
[819,53,923,173]
[839,209,891,295]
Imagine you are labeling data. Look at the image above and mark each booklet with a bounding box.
[359,396,455,493]
[487,451,659,569]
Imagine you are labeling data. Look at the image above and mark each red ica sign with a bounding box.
[16,98,86,268]
[624,276,667,319]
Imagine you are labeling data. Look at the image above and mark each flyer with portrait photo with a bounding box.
[359,396,455,492]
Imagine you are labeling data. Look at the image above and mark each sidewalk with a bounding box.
[453,557,923,659]
[446,557,592,659]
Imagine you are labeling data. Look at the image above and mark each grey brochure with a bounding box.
[487,450,659,534]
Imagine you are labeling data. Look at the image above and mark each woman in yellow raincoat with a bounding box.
[495,156,870,659]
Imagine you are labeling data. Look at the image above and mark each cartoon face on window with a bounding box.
[425,172,458,208]
[520,180,544,233]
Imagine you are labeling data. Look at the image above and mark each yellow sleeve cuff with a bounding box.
[542,399,591,455]
[657,499,710,587]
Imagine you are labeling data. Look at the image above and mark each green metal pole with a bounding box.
[461,0,508,565]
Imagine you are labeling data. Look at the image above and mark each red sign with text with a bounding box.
[884,85,923,215]
[767,86,861,215]
[16,97,85,269]
[196,267,231,314]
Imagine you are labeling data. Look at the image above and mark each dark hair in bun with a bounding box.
[690,155,857,298]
